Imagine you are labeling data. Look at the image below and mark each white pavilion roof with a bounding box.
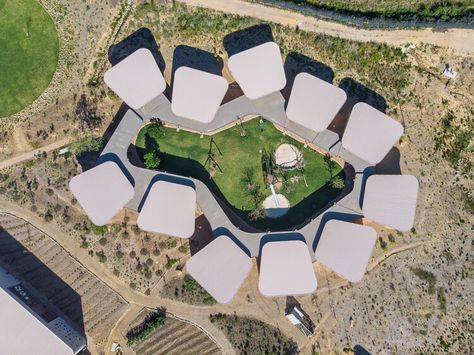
[341,102,403,165]
[171,66,228,124]
[314,220,377,282]
[0,287,76,355]
[227,42,286,100]
[258,239,317,297]
[286,72,347,133]
[137,180,196,238]
[69,161,134,226]
[363,175,419,231]
[186,236,252,304]
[104,48,166,110]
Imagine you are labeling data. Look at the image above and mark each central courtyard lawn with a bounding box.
[135,119,344,229]
[0,0,59,117]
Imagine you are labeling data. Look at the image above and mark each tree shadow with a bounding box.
[189,215,214,256]
[170,45,224,95]
[223,24,274,56]
[282,52,334,100]
[108,27,166,72]
[0,227,86,350]
[330,77,388,136]
[375,147,401,175]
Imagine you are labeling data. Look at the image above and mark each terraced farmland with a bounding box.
[130,313,221,355]
[0,213,128,347]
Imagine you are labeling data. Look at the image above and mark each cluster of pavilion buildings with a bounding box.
[69,39,418,304]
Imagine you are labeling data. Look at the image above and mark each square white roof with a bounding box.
[258,240,317,297]
[137,180,196,238]
[341,102,403,165]
[315,220,377,282]
[286,73,347,133]
[104,48,166,110]
[69,161,134,226]
[0,287,75,355]
[363,175,419,231]
[171,66,228,123]
[186,236,252,303]
[228,42,286,100]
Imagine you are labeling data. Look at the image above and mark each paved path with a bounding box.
[180,0,474,55]
[0,137,70,170]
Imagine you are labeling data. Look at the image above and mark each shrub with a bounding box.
[91,223,107,235]
[99,237,107,246]
[126,308,166,346]
[95,250,107,263]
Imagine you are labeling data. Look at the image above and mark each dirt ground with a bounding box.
[0,1,473,354]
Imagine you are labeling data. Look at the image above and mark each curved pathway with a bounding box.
[180,0,474,55]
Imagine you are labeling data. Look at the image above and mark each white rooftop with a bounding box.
[104,48,166,110]
[228,42,286,100]
[286,72,347,133]
[363,175,419,231]
[171,66,228,124]
[186,236,252,303]
[137,180,196,238]
[341,102,403,165]
[258,239,317,297]
[0,287,76,355]
[69,161,134,226]
[314,220,377,282]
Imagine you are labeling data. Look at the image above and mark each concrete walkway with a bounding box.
[180,0,474,55]
[99,91,372,260]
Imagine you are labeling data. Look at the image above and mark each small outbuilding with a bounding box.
[258,239,317,297]
[341,102,403,165]
[171,66,228,124]
[186,235,252,304]
[227,42,286,100]
[69,161,134,226]
[314,220,377,282]
[137,180,196,238]
[286,72,347,133]
[362,175,419,231]
[104,48,166,110]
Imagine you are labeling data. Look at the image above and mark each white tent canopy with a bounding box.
[286,72,347,133]
[341,102,403,165]
[69,161,134,226]
[186,236,252,304]
[228,42,286,100]
[314,220,376,282]
[258,239,317,297]
[363,175,419,231]
[137,180,196,238]
[104,48,166,110]
[171,66,228,123]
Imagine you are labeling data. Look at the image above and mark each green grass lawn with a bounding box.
[135,119,344,230]
[0,0,59,117]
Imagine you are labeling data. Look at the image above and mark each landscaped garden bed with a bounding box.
[134,118,345,229]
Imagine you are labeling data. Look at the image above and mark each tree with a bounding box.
[143,132,161,169]
[330,176,345,189]
[144,150,160,168]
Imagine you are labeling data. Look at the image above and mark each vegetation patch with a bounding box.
[126,307,167,346]
[0,0,59,117]
[411,267,437,294]
[210,313,298,354]
[161,274,216,305]
[135,119,344,229]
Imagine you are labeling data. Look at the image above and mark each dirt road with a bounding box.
[0,137,70,170]
[180,0,474,55]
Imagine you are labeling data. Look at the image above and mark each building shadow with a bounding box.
[330,78,388,136]
[357,166,376,210]
[375,147,401,175]
[312,211,362,251]
[212,227,251,257]
[96,152,136,188]
[108,27,166,72]
[189,215,214,256]
[170,45,224,94]
[282,52,334,100]
[0,226,86,347]
[354,345,372,355]
[223,24,274,57]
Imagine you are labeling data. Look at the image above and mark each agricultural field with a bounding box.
[276,0,474,20]
[128,308,221,355]
[0,212,128,349]
[0,0,59,117]
[135,119,344,229]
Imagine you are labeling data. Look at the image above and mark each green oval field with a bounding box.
[0,0,59,117]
